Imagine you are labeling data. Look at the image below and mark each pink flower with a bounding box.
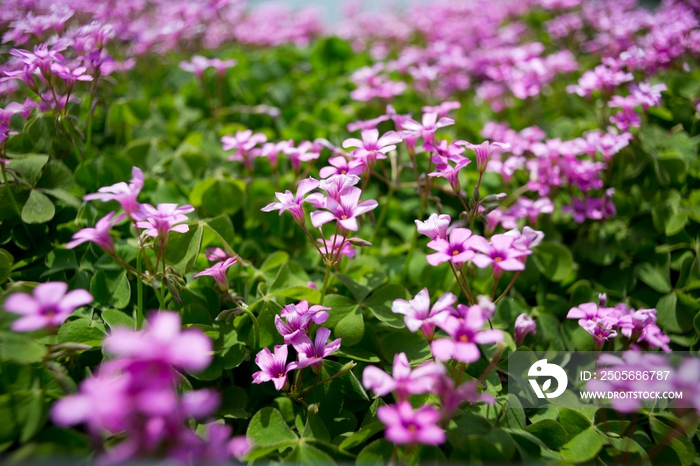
[289,327,341,369]
[319,156,364,178]
[470,234,530,275]
[425,228,476,266]
[222,130,267,169]
[391,288,455,340]
[204,247,230,261]
[431,304,503,363]
[415,213,451,240]
[193,256,240,291]
[428,154,471,194]
[252,345,298,391]
[514,313,537,345]
[377,402,446,445]
[66,211,125,253]
[261,178,321,225]
[228,436,251,461]
[135,203,194,240]
[84,167,144,218]
[459,140,511,173]
[3,282,93,332]
[347,114,390,132]
[317,234,355,258]
[310,186,378,231]
[275,300,330,343]
[505,226,545,251]
[363,352,445,400]
[319,174,361,201]
[284,140,322,170]
[422,101,461,117]
[402,112,454,147]
[105,312,213,373]
[342,129,402,166]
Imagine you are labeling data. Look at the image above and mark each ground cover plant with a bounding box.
[0,0,700,464]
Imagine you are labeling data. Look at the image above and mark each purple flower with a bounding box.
[261,178,320,225]
[425,228,476,266]
[567,302,620,347]
[428,153,471,194]
[275,300,330,343]
[470,234,530,275]
[252,345,298,391]
[459,140,511,173]
[284,140,323,170]
[391,288,455,340]
[135,203,194,240]
[228,436,251,461]
[342,128,402,166]
[415,213,451,240]
[222,130,267,169]
[66,211,125,253]
[431,304,503,364]
[84,167,144,218]
[3,282,93,332]
[193,256,240,291]
[422,101,461,117]
[310,186,378,231]
[319,174,361,201]
[105,312,213,372]
[505,226,545,251]
[363,352,445,400]
[402,112,454,148]
[319,156,364,178]
[318,234,355,258]
[347,114,390,132]
[204,247,230,261]
[289,327,341,369]
[377,402,446,445]
[514,313,537,345]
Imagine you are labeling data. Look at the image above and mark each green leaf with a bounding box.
[334,304,364,347]
[558,408,592,438]
[247,407,298,448]
[57,318,105,346]
[339,421,384,451]
[164,223,203,274]
[525,419,568,450]
[90,269,131,309]
[532,242,574,282]
[21,190,55,224]
[380,330,431,364]
[356,439,394,465]
[218,386,249,419]
[650,417,695,466]
[0,249,13,285]
[0,331,47,363]
[201,179,244,216]
[283,442,335,464]
[25,116,54,153]
[36,160,74,190]
[560,428,604,463]
[362,284,407,328]
[9,155,49,187]
[257,301,284,348]
[101,309,135,330]
[636,262,671,294]
[302,405,331,442]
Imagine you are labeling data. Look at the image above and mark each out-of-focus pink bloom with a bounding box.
[630,81,666,110]
[66,211,125,253]
[347,114,390,132]
[318,234,355,258]
[422,101,461,117]
[415,213,451,240]
[3,282,92,332]
[204,247,230,262]
[193,256,240,291]
[514,313,537,345]
[252,345,297,391]
[310,186,378,231]
[505,226,545,251]
[261,178,321,225]
[84,167,144,218]
[105,312,213,372]
[377,402,446,445]
[426,228,476,266]
[391,288,455,340]
[222,130,267,169]
[284,140,323,170]
[228,436,251,461]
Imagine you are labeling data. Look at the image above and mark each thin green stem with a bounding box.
[493,271,521,304]
[371,184,395,244]
[459,268,475,305]
[136,252,144,329]
[320,263,332,305]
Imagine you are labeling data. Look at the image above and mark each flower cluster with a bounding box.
[567,294,670,351]
[253,300,340,390]
[51,312,249,464]
[363,352,494,446]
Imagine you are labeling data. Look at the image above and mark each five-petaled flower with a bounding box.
[252,345,298,391]
[310,186,378,231]
[3,282,93,332]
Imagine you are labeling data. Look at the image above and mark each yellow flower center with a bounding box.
[452,249,460,255]
[341,215,348,219]
[460,335,469,343]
